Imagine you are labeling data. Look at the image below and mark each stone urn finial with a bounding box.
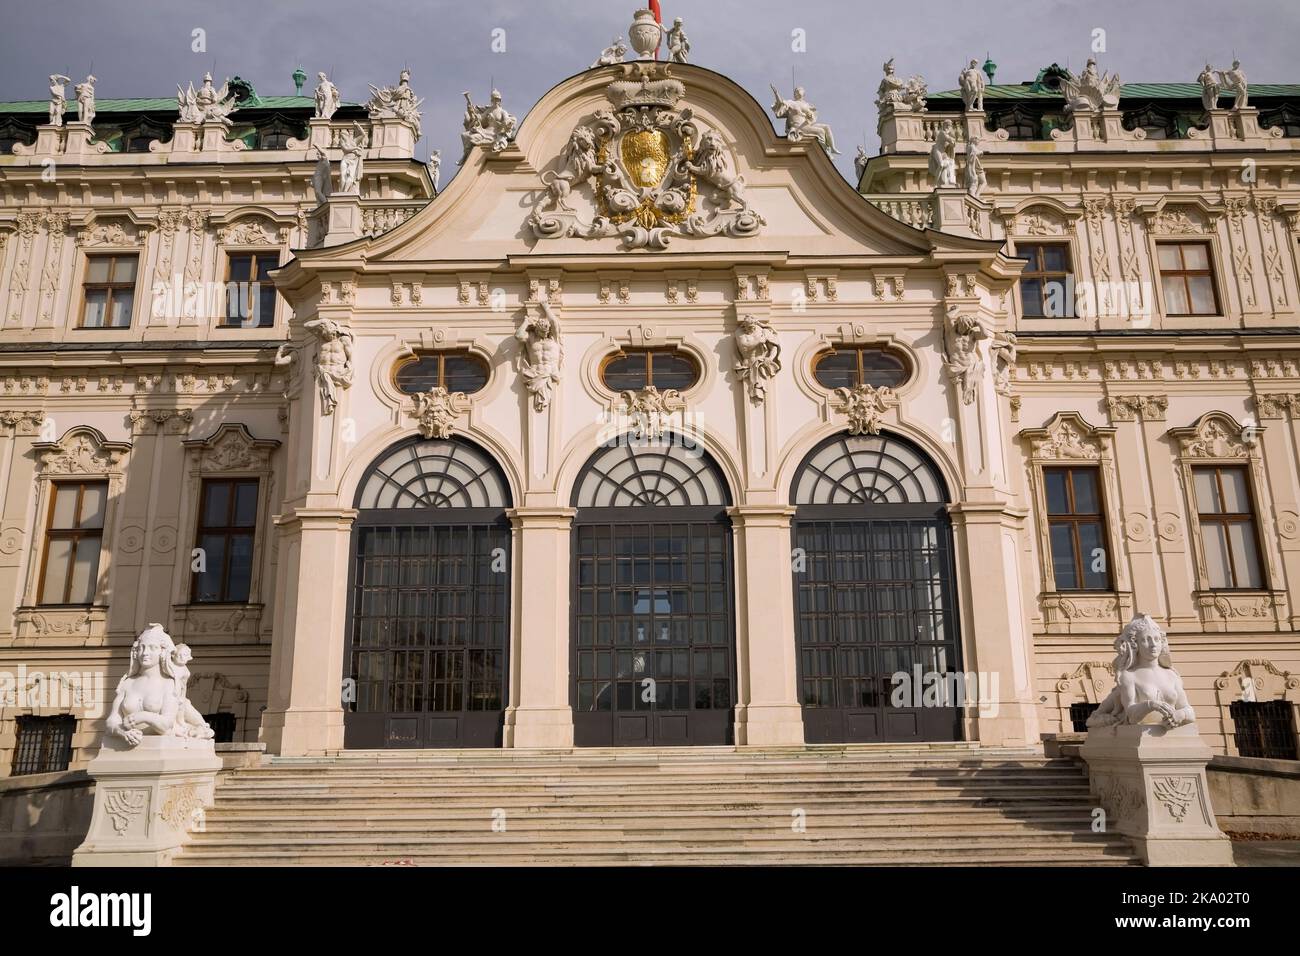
[628,8,663,59]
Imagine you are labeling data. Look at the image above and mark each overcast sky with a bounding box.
[2,0,1296,182]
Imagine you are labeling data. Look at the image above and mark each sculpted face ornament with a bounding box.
[529,64,765,250]
[1087,614,1196,729]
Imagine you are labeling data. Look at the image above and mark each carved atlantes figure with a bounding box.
[733,314,782,404]
[943,306,988,405]
[769,84,839,155]
[304,317,355,415]
[1088,614,1196,729]
[515,302,563,411]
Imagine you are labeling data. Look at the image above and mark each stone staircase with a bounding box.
[175,744,1139,866]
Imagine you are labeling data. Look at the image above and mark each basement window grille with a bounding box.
[203,712,237,744]
[11,714,76,775]
[1069,702,1099,733]
[1231,700,1298,760]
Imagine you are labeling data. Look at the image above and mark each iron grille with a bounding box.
[1231,699,1298,759]
[11,714,76,775]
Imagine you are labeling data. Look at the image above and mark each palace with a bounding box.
[1,23,1299,786]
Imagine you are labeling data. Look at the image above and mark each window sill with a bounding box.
[1192,589,1288,631]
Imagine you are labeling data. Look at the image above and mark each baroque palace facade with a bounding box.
[1,29,1299,775]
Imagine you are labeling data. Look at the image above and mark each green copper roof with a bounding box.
[930,82,1300,101]
[0,95,340,114]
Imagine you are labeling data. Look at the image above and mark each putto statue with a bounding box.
[1087,614,1196,729]
[105,624,214,747]
[75,74,96,128]
[1062,57,1122,112]
[929,120,958,188]
[515,302,564,412]
[963,135,986,199]
[942,306,989,405]
[770,84,839,155]
[666,18,691,64]
[958,59,986,111]
[177,73,240,126]
[367,69,423,137]
[314,71,341,120]
[304,317,355,416]
[460,89,517,164]
[733,314,782,404]
[875,59,928,113]
[48,74,70,126]
[337,121,368,194]
[592,37,629,68]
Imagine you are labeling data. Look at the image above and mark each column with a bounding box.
[729,505,804,746]
[504,507,575,748]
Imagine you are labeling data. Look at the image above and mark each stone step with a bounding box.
[223,767,1085,784]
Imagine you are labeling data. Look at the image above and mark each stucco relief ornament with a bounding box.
[835,384,899,436]
[49,74,70,126]
[1087,614,1196,730]
[942,306,988,405]
[367,69,423,137]
[733,314,782,404]
[622,386,686,440]
[459,89,517,164]
[991,330,1017,395]
[592,37,629,68]
[177,73,240,127]
[105,624,215,747]
[515,301,564,412]
[929,120,958,188]
[1062,58,1122,112]
[770,84,839,154]
[410,387,469,439]
[529,66,764,250]
[304,318,354,416]
[314,72,341,120]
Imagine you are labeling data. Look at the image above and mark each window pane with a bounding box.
[227,534,254,602]
[1070,469,1100,514]
[1157,245,1182,270]
[109,290,134,328]
[203,482,231,527]
[1044,469,1070,515]
[650,353,698,390]
[602,353,649,392]
[1049,523,1079,589]
[1182,244,1209,270]
[233,482,259,527]
[228,255,252,282]
[1194,469,1222,514]
[1042,279,1072,317]
[194,534,227,602]
[51,485,79,529]
[1020,279,1044,316]
[85,258,111,283]
[1077,521,1111,589]
[1201,521,1232,589]
[112,255,138,282]
[859,351,908,388]
[40,539,72,603]
[1187,276,1216,315]
[255,256,277,280]
[1218,469,1250,514]
[1227,522,1262,589]
[1162,276,1190,314]
[1040,244,1070,272]
[82,290,107,327]
[69,536,101,604]
[78,483,107,529]
[813,350,859,388]
[442,356,489,394]
[395,357,442,393]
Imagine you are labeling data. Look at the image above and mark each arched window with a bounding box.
[790,433,961,744]
[393,351,490,396]
[571,434,734,747]
[347,438,512,749]
[600,349,700,393]
[812,346,911,391]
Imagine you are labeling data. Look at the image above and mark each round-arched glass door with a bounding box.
[346,437,511,748]
[791,433,962,743]
[571,434,735,747]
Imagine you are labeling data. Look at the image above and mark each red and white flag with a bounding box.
[649,0,663,58]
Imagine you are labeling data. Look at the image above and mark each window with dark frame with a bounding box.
[1158,242,1220,316]
[223,252,278,328]
[80,254,138,328]
[1192,465,1264,590]
[192,478,259,603]
[812,346,910,390]
[600,349,700,392]
[38,481,107,605]
[1044,466,1112,591]
[393,351,490,395]
[1017,242,1074,317]
[11,715,76,775]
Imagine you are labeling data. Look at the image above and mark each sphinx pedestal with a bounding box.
[71,736,222,867]
[1080,723,1234,867]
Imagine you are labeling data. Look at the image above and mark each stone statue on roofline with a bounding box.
[48,74,70,126]
[1062,57,1121,111]
[875,59,928,113]
[666,18,691,64]
[367,69,423,138]
[75,74,96,128]
[592,37,628,68]
[314,71,341,120]
[959,59,986,111]
[460,89,517,164]
[770,84,839,155]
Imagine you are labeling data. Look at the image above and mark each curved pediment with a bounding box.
[303,63,976,267]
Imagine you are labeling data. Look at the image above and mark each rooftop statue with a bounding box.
[177,73,240,126]
[666,18,691,64]
[367,69,423,138]
[770,84,839,155]
[74,74,96,128]
[592,37,628,68]
[875,59,928,113]
[929,119,958,188]
[337,121,368,194]
[1088,614,1196,729]
[314,71,341,120]
[460,89,517,164]
[105,623,214,747]
[310,144,332,204]
[964,135,986,199]
[959,58,986,112]
[1222,60,1248,110]
[48,74,70,127]
[427,148,441,192]
[854,145,868,181]
[1062,57,1122,111]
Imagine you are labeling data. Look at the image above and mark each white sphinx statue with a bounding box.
[1087,614,1195,729]
[105,623,214,747]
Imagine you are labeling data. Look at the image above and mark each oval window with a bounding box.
[601,349,700,392]
[394,351,490,395]
[813,346,910,390]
